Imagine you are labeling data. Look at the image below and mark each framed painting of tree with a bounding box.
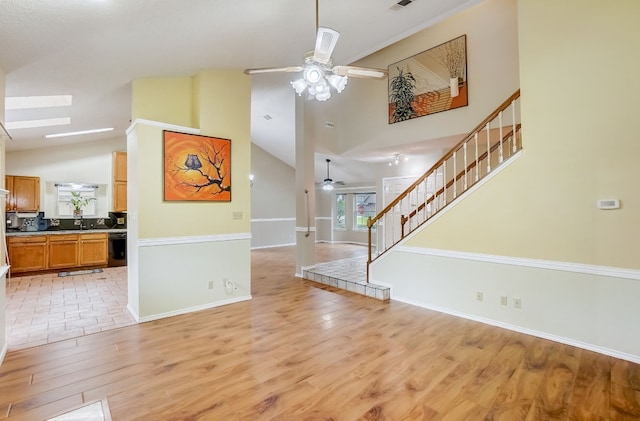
[388,34,468,124]
[163,130,231,201]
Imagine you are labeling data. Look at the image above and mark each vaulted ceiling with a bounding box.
[1,0,480,182]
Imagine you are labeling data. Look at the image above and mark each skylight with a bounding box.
[6,95,72,110]
[6,118,71,130]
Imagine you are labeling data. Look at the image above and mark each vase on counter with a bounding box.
[73,209,83,218]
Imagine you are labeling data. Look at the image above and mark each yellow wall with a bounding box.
[406,0,640,269]
[131,70,251,239]
[131,77,194,128]
[128,69,252,319]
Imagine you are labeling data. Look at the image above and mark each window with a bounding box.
[354,193,376,230]
[56,184,97,217]
[336,193,346,229]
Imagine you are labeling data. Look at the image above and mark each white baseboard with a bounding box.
[136,295,252,323]
[126,304,140,323]
[392,295,640,365]
[251,242,296,250]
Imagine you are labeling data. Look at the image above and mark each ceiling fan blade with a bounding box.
[313,27,340,64]
[332,65,388,79]
[243,66,304,75]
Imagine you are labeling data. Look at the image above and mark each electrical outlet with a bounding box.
[500,296,508,306]
[207,280,214,289]
[476,292,483,302]
[514,298,521,309]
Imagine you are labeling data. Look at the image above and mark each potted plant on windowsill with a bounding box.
[70,191,95,217]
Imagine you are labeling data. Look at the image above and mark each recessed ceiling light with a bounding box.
[6,117,71,130]
[46,127,114,139]
[6,95,72,110]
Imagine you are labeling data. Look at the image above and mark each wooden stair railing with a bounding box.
[366,90,522,282]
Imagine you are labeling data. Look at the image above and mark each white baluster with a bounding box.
[512,99,517,153]
[486,123,491,173]
[498,111,504,163]
[423,177,427,221]
[463,142,468,190]
[474,132,479,182]
[442,162,447,206]
[453,151,457,199]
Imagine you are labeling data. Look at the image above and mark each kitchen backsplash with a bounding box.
[6,211,127,232]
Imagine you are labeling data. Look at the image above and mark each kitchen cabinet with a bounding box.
[7,235,48,273]
[48,234,79,269]
[8,232,108,274]
[6,175,40,212]
[79,233,108,266]
[113,151,127,212]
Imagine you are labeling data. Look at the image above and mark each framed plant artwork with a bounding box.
[163,130,231,201]
[388,34,468,124]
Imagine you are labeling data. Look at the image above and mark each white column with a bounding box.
[295,95,316,276]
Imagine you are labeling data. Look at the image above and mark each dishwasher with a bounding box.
[108,232,127,267]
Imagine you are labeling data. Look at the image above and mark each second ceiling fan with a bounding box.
[319,159,345,191]
[244,0,388,101]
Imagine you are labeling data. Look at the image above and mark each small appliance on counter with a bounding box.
[6,213,19,230]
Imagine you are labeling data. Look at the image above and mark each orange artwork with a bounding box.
[163,130,231,201]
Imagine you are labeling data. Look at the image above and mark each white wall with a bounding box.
[372,247,640,362]
[250,143,296,248]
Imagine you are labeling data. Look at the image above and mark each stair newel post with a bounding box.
[512,100,517,153]
[485,123,491,173]
[474,132,479,182]
[498,111,504,163]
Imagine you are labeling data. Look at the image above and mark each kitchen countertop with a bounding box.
[6,228,127,237]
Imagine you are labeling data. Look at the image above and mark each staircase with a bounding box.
[366,90,522,281]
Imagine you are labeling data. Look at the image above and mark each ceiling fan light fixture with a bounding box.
[322,181,334,191]
[327,74,348,93]
[303,65,324,84]
[291,78,308,95]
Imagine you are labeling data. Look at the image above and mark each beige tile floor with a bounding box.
[5,267,136,351]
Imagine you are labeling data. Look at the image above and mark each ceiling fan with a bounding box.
[319,158,345,191]
[243,0,388,101]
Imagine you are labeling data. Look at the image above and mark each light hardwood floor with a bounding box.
[1,244,640,420]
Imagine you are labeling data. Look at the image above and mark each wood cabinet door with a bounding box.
[8,236,48,273]
[12,176,40,212]
[113,181,127,212]
[5,176,15,211]
[113,151,127,182]
[79,234,108,266]
[48,235,79,269]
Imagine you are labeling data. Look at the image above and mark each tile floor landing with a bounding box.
[5,266,136,351]
[302,255,390,300]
